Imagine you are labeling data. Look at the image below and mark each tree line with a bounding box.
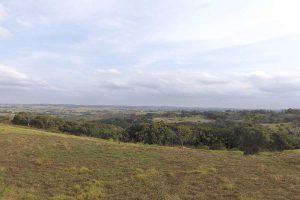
[11,112,300,155]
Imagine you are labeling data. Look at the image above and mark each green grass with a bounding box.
[0,124,300,199]
[153,115,213,124]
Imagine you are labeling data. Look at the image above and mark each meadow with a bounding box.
[153,115,213,124]
[0,124,300,200]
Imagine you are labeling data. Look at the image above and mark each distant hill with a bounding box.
[0,104,236,112]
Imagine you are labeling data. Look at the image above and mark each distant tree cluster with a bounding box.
[123,122,299,154]
[11,112,300,155]
[12,112,123,140]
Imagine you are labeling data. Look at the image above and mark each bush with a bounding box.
[10,112,300,153]
[238,126,270,155]
[31,115,61,129]
[12,112,33,126]
[271,132,299,151]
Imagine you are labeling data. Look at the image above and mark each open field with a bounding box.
[0,105,150,121]
[0,124,300,200]
[153,115,213,124]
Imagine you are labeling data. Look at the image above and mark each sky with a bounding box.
[0,0,300,109]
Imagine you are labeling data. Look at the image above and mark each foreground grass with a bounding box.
[0,124,300,200]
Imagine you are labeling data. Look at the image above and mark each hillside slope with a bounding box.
[0,124,300,200]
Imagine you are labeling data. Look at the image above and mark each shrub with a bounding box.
[238,126,270,155]
[12,112,33,126]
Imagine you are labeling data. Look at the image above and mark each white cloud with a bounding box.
[142,0,300,47]
[26,51,63,61]
[0,27,10,37]
[0,65,49,89]
[0,65,28,80]
[1,0,300,107]
[17,19,33,28]
[98,81,131,90]
[93,69,300,97]
[0,4,11,38]
[0,4,6,21]
[96,68,121,76]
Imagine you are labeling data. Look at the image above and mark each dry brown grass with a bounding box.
[0,124,300,199]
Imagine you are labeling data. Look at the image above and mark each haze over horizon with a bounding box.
[1,0,300,109]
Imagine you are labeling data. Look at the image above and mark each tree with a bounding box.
[31,115,56,129]
[123,123,148,143]
[238,126,270,155]
[12,112,33,126]
[271,132,297,151]
[176,125,192,147]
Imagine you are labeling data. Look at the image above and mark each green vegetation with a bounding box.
[153,115,213,123]
[0,124,300,199]
[11,111,300,154]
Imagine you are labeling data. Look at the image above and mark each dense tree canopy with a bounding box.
[11,111,300,155]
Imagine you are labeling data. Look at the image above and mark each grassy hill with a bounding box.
[0,124,300,200]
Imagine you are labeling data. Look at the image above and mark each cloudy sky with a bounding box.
[0,0,300,108]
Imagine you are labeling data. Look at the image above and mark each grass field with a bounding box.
[153,115,213,124]
[0,124,300,200]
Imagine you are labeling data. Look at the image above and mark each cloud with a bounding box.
[96,68,121,76]
[0,27,10,37]
[92,69,300,97]
[16,19,33,28]
[98,81,131,90]
[25,51,63,62]
[0,4,11,38]
[0,65,49,90]
[0,4,6,21]
[1,0,300,107]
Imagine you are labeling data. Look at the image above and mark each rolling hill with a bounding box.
[0,124,300,200]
